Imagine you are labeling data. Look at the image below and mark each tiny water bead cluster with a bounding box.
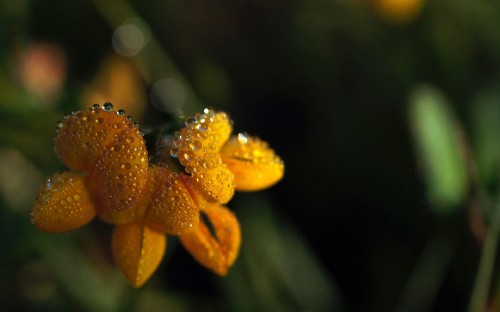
[31,103,284,288]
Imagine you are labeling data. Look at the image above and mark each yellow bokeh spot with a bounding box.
[374,0,426,24]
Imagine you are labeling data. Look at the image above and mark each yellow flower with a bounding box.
[170,108,284,198]
[374,0,426,24]
[31,104,284,287]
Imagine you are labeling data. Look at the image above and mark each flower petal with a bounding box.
[190,162,235,204]
[93,164,149,225]
[111,221,166,288]
[91,127,148,217]
[171,109,235,203]
[220,133,284,191]
[55,104,141,172]
[144,167,199,235]
[180,204,241,276]
[55,105,149,222]
[31,172,95,232]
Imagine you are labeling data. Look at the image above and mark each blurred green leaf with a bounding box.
[409,85,467,213]
[471,90,500,192]
[31,233,125,312]
[224,194,341,312]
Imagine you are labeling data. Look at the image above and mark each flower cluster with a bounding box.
[31,103,284,287]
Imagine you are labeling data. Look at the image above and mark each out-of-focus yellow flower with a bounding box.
[374,0,426,24]
[31,104,284,287]
[80,55,147,119]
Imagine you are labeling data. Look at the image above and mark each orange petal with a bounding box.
[91,126,148,215]
[31,172,96,233]
[55,104,141,172]
[178,173,207,210]
[111,221,166,288]
[173,109,232,154]
[145,168,200,235]
[170,109,235,203]
[220,133,284,191]
[180,204,241,276]
[92,163,149,225]
[190,165,235,203]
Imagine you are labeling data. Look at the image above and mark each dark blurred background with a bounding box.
[2,0,500,311]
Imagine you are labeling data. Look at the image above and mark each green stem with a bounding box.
[468,205,500,312]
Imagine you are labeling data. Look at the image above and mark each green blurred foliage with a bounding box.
[1,0,500,311]
[409,85,467,213]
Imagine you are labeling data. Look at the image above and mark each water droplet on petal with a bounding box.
[189,140,202,152]
[237,132,248,144]
[103,102,114,111]
[185,117,196,126]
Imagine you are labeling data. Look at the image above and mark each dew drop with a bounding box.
[63,113,70,119]
[197,123,207,132]
[170,148,178,157]
[121,162,132,170]
[189,140,202,152]
[182,151,195,162]
[208,159,218,169]
[92,104,100,109]
[185,117,196,126]
[237,132,248,144]
[103,102,114,111]
[198,131,209,140]
[117,109,126,116]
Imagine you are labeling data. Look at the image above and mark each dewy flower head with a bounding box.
[31,104,284,287]
[170,108,284,199]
